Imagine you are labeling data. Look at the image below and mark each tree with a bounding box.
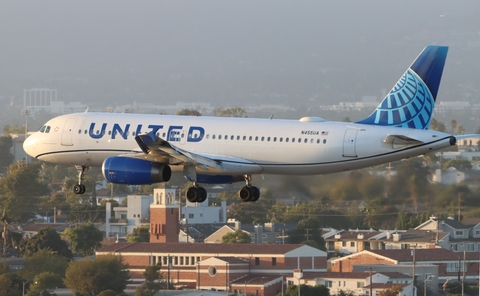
[379,285,403,296]
[176,108,201,116]
[0,136,13,168]
[25,271,62,296]
[442,158,472,171]
[126,226,150,242]
[20,249,69,281]
[0,162,49,257]
[213,107,247,117]
[450,119,457,135]
[281,284,329,296]
[429,118,447,132]
[18,228,72,259]
[0,271,22,296]
[221,230,251,244]
[64,255,130,295]
[135,264,164,296]
[62,222,103,256]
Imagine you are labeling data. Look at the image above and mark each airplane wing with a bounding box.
[383,134,423,146]
[135,131,221,170]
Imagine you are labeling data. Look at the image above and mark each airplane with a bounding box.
[23,45,474,203]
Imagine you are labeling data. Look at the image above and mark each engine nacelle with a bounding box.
[102,156,171,185]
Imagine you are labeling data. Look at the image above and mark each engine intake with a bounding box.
[102,156,171,185]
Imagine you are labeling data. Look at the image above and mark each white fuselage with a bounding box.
[23,112,454,176]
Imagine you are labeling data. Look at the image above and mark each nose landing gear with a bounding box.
[73,165,88,195]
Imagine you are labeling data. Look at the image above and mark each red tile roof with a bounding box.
[97,242,311,255]
[370,249,478,261]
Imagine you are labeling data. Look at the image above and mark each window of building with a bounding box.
[357,282,364,288]
[180,257,184,265]
[272,258,276,266]
[174,256,178,265]
[350,242,355,247]
[467,243,474,251]
[189,213,194,219]
[455,230,464,236]
[342,241,346,247]
[476,230,480,236]
[451,243,458,251]
[324,281,332,287]
[255,257,260,265]
[185,257,189,265]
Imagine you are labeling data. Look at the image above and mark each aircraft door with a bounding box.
[61,118,77,146]
[343,129,358,157]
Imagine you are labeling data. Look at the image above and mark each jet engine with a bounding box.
[102,156,171,185]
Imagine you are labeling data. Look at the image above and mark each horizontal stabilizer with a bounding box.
[455,134,480,140]
[383,134,423,145]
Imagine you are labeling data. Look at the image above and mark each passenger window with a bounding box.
[273,137,277,142]
[237,136,240,140]
[243,136,246,140]
[261,136,265,141]
[108,131,112,135]
[78,129,81,134]
[323,139,327,144]
[292,138,295,143]
[84,130,87,134]
[249,136,252,141]
[212,135,216,140]
[218,135,222,140]
[225,135,227,140]
[286,138,289,142]
[132,132,136,136]
[267,137,271,142]
[280,137,283,142]
[304,138,308,143]
[298,138,301,143]
[317,139,320,144]
[255,136,258,141]
[310,139,314,143]
[231,135,234,140]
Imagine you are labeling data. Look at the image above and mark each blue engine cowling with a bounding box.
[102,156,171,185]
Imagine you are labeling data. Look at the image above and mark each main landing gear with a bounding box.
[73,165,88,195]
[238,175,260,202]
[186,184,207,203]
[185,174,261,203]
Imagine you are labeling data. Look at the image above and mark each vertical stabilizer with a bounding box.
[356,46,448,129]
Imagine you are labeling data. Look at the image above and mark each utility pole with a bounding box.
[278,229,289,244]
[364,267,374,296]
[412,247,417,296]
[304,228,312,240]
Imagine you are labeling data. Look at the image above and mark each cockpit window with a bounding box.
[45,126,51,133]
[39,126,46,133]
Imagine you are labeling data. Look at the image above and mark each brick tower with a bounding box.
[150,187,179,243]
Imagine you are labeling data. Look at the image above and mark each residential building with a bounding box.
[415,217,480,252]
[330,249,480,284]
[286,269,413,296]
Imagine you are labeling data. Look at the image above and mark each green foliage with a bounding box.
[429,118,447,132]
[126,226,150,243]
[20,249,69,281]
[280,284,329,296]
[0,136,13,168]
[18,228,73,258]
[443,158,472,171]
[25,271,63,296]
[3,124,24,136]
[97,290,120,296]
[63,255,130,295]
[213,107,247,118]
[135,264,165,296]
[379,285,404,296]
[0,272,22,296]
[221,230,251,244]
[176,108,201,116]
[395,212,431,230]
[62,222,103,256]
[0,162,49,223]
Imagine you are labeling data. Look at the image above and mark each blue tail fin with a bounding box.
[356,46,448,129]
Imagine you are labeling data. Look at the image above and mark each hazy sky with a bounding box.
[0,1,479,108]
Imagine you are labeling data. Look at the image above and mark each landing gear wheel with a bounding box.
[73,184,86,195]
[239,186,260,202]
[186,186,207,203]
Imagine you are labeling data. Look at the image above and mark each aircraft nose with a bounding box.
[23,134,38,158]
